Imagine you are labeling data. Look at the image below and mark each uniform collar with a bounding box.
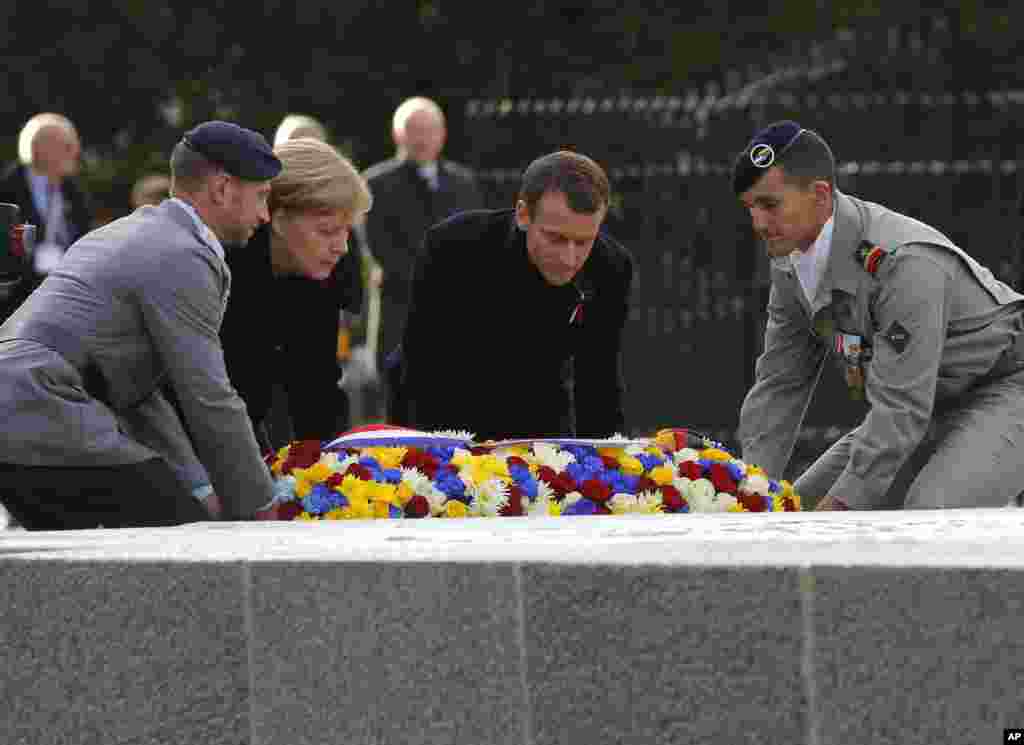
[810,189,865,314]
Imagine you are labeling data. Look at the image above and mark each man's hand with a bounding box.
[203,492,223,519]
[815,495,849,511]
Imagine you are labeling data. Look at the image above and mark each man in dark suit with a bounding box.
[395,150,634,440]
[360,97,485,392]
[0,113,93,281]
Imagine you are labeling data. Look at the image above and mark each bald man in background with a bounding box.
[0,112,94,278]
[360,97,484,403]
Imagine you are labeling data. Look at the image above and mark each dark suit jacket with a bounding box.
[397,209,634,440]
[362,157,484,362]
[219,224,364,446]
[0,162,92,247]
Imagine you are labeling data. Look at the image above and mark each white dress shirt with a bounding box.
[791,212,834,305]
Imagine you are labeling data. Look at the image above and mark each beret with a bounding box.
[731,120,805,195]
[181,121,282,181]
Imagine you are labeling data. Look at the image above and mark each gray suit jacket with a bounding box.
[0,199,274,518]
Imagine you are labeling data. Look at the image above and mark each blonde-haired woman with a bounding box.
[219,137,373,450]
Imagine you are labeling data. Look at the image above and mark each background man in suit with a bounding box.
[360,96,485,407]
[0,113,93,278]
[0,121,282,528]
[735,120,1024,511]
[395,150,633,440]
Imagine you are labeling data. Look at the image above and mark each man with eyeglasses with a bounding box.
[0,121,282,528]
[735,120,1024,511]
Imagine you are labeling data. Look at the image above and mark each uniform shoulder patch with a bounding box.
[856,240,890,275]
[883,320,911,353]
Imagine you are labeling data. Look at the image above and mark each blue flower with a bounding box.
[380,468,403,484]
[566,462,598,484]
[434,472,466,500]
[726,462,745,482]
[426,445,456,461]
[358,456,381,471]
[388,504,404,519]
[303,484,344,515]
[637,454,665,471]
[562,498,598,516]
[509,465,539,500]
[769,480,781,494]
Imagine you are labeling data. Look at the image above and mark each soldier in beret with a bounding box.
[0,121,283,527]
[734,120,1024,510]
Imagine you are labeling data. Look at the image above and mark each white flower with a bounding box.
[562,490,583,508]
[717,493,739,512]
[609,493,639,513]
[433,429,476,441]
[623,442,647,457]
[334,453,360,472]
[400,468,448,515]
[527,489,554,517]
[741,473,772,496]
[672,448,701,466]
[685,478,717,512]
[532,443,576,472]
[534,479,555,503]
[468,479,510,516]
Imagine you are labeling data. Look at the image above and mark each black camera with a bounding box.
[0,202,38,304]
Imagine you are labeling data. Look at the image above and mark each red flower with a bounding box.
[470,446,490,456]
[537,467,576,498]
[404,494,430,518]
[325,473,344,489]
[679,461,704,481]
[580,479,612,503]
[707,463,738,495]
[600,455,620,471]
[499,485,525,516]
[636,476,658,493]
[595,503,612,515]
[660,485,686,512]
[288,440,323,469]
[737,492,766,512]
[346,463,373,481]
[506,456,529,470]
[277,501,304,521]
[402,450,440,479]
[783,497,797,512]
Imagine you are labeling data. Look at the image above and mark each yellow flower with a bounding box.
[461,455,510,487]
[444,501,468,518]
[746,464,767,477]
[365,447,407,469]
[297,512,318,521]
[701,448,733,462]
[271,460,284,476]
[727,502,746,513]
[645,446,665,457]
[346,494,373,519]
[618,456,644,475]
[649,464,675,485]
[450,450,473,467]
[324,508,347,520]
[340,474,369,501]
[780,480,795,498]
[294,478,312,499]
[547,501,562,517]
[367,482,402,508]
[396,482,414,507]
[373,500,392,519]
[598,446,625,459]
[306,462,332,483]
[277,445,291,460]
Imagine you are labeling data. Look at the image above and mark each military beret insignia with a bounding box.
[857,241,889,275]
[882,320,911,353]
[732,120,806,195]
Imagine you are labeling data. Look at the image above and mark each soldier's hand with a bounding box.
[815,495,849,511]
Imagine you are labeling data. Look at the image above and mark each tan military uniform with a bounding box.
[739,190,1024,508]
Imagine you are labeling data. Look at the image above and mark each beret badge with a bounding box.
[750,143,776,168]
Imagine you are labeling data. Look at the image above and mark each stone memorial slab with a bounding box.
[0,560,249,745]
